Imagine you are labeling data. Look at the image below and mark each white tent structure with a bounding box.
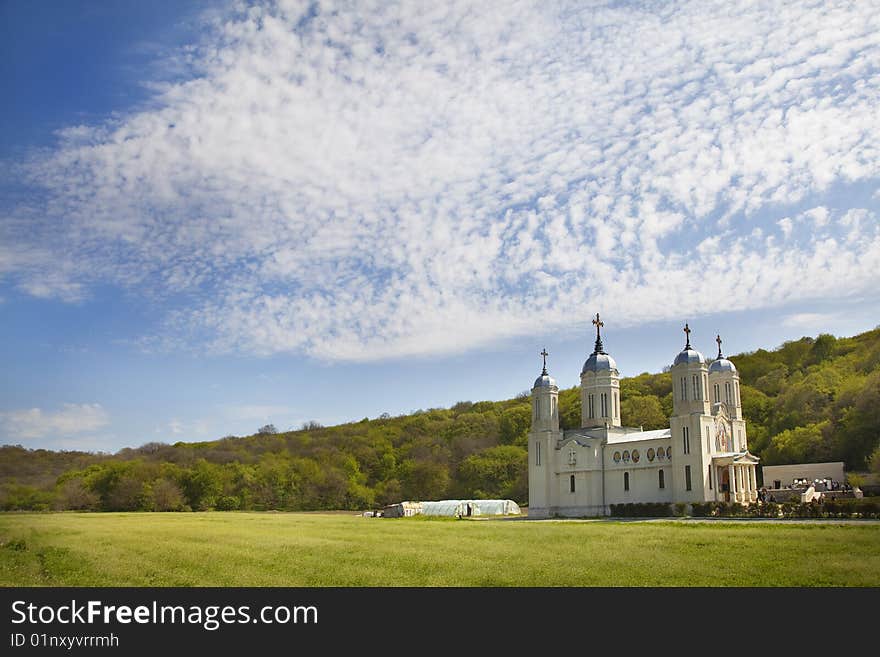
[418,499,521,517]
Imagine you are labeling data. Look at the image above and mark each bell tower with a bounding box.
[528,349,561,518]
[580,313,621,428]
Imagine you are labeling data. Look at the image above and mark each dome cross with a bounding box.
[591,313,606,354]
[716,334,723,359]
[683,323,692,349]
[540,348,549,375]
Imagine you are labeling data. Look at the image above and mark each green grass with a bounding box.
[1,513,879,586]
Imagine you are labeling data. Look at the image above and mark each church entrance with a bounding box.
[720,468,730,503]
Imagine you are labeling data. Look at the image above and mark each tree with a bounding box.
[620,395,666,430]
[870,444,880,475]
[499,406,531,445]
[456,446,527,502]
[54,478,99,510]
[150,478,185,511]
[257,424,277,435]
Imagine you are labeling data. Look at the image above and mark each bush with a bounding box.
[609,502,673,517]
[215,495,241,511]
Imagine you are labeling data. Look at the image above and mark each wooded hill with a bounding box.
[2,328,879,512]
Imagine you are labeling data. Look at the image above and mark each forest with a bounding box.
[2,328,879,512]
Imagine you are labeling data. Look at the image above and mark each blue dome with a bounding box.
[673,348,706,366]
[709,358,737,374]
[581,351,618,374]
[533,373,557,389]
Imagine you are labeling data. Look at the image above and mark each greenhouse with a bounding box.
[418,499,521,517]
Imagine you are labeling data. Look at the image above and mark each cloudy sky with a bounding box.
[2,0,879,452]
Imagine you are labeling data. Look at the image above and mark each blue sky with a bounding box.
[1,0,879,452]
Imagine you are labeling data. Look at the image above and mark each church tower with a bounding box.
[528,349,561,518]
[669,323,714,501]
[580,313,621,428]
[708,334,747,452]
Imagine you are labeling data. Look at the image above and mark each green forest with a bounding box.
[2,328,879,512]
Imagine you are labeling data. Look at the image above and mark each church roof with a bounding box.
[673,322,706,366]
[533,348,557,389]
[708,358,736,373]
[708,336,736,373]
[533,372,557,389]
[673,347,706,366]
[606,428,671,444]
[581,351,618,374]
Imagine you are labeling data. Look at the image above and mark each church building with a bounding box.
[528,315,760,518]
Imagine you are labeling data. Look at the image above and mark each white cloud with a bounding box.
[0,403,110,441]
[2,0,880,360]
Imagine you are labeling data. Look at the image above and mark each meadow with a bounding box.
[1,512,879,586]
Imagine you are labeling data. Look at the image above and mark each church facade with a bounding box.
[528,315,760,518]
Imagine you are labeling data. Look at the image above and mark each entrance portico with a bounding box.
[712,452,760,503]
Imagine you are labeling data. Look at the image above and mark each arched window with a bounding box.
[714,383,720,403]
[685,465,692,491]
[680,378,687,401]
[624,472,630,491]
[535,442,541,466]
[658,469,665,489]
[534,398,540,419]
[570,475,576,493]
[725,382,732,404]
[692,375,699,400]
[588,394,595,419]
[682,426,690,454]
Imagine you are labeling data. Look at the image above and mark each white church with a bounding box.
[528,314,760,518]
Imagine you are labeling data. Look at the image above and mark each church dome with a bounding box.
[673,348,705,366]
[581,351,618,374]
[533,372,557,389]
[708,358,737,374]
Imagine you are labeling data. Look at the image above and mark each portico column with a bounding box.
[750,465,757,502]
[729,465,736,503]
[737,465,744,503]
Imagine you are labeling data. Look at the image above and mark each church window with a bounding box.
[658,469,665,489]
[705,426,710,453]
[680,378,687,401]
[714,383,720,403]
[551,397,556,417]
[682,426,690,454]
[685,465,692,491]
[725,382,732,404]
[534,398,540,420]
[535,442,541,466]
[613,391,618,419]
[703,374,708,400]
[570,475,576,493]
[734,381,740,406]
[588,394,595,419]
[692,375,699,400]
[624,472,629,491]
[601,393,608,417]
[708,465,713,489]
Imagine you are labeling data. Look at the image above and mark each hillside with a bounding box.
[2,328,879,511]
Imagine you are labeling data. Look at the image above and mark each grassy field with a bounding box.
[1,512,879,586]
